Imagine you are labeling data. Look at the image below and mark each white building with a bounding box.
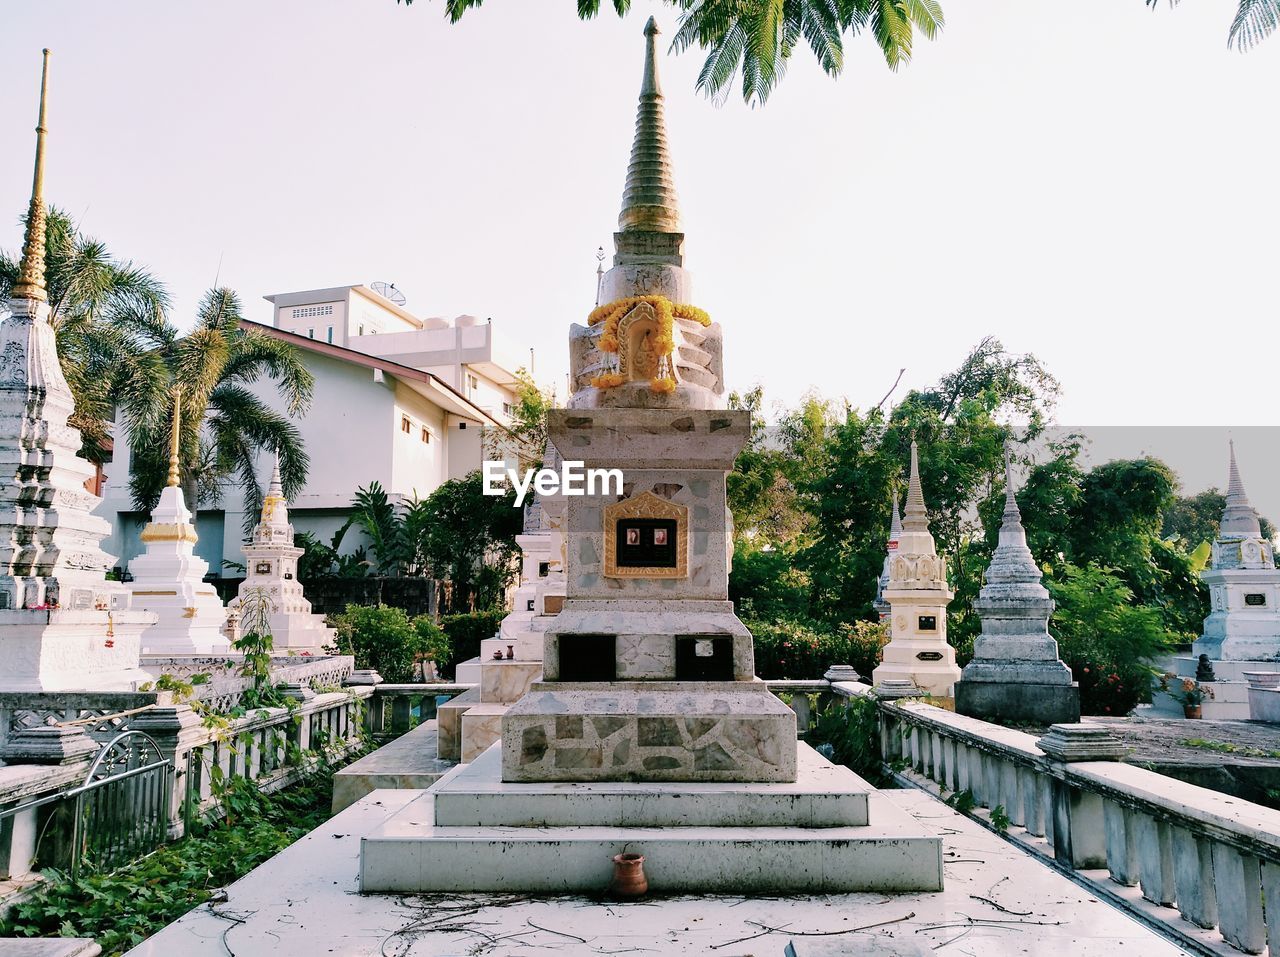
[98,284,530,579]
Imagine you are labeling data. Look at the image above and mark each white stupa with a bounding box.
[873,491,902,621]
[872,441,961,697]
[225,455,334,654]
[0,50,154,690]
[128,392,229,656]
[1195,441,1280,663]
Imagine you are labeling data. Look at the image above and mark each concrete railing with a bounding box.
[366,683,473,739]
[834,681,1280,956]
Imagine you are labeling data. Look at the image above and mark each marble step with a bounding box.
[478,658,542,704]
[460,703,508,763]
[454,657,483,686]
[436,686,480,762]
[434,743,869,828]
[359,789,942,894]
[480,635,542,662]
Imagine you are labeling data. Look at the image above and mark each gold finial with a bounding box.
[166,387,182,487]
[12,50,51,303]
[618,19,680,233]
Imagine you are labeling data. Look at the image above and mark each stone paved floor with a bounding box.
[1085,714,1280,765]
[125,788,1189,957]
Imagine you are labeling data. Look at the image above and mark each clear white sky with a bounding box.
[2,1,1277,508]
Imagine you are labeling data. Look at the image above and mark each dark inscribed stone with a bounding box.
[521,726,548,764]
[637,717,683,746]
[556,716,584,739]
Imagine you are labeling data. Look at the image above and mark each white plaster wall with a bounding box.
[391,381,447,500]
[276,299,347,345]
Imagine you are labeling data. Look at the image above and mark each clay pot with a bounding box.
[492,650,504,660]
[610,853,648,898]
[1184,705,1202,719]
[506,645,515,660]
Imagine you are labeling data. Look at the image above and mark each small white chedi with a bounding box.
[873,491,902,621]
[0,51,154,691]
[225,456,334,654]
[872,441,961,697]
[1195,441,1280,663]
[126,394,229,655]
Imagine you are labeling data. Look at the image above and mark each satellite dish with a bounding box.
[370,281,407,307]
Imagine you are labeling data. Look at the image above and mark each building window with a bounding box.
[308,328,314,338]
[401,416,411,434]
[459,422,467,430]
[358,324,364,336]
[421,427,430,444]
[326,326,333,343]
[502,401,513,417]
[467,374,479,397]
[292,305,333,319]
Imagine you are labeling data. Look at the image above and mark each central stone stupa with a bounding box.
[359,20,941,895]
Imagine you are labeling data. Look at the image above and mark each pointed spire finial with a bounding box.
[269,449,283,496]
[1003,440,1019,514]
[1221,438,1263,539]
[12,49,51,303]
[618,18,680,233]
[889,488,903,542]
[902,440,930,532]
[166,388,182,488]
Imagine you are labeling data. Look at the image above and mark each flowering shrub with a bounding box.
[748,616,889,680]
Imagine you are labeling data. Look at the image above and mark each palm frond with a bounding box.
[1229,0,1280,49]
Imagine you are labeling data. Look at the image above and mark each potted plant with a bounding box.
[1173,678,1214,719]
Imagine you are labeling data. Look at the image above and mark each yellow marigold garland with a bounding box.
[586,295,711,391]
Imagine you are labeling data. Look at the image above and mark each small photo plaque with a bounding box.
[254,561,272,576]
[615,518,678,569]
[653,528,668,546]
[918,615,937,631]
[626,528,640,546]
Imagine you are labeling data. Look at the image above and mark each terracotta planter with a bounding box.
[1184,705,1202,719]
[610,853,648,898]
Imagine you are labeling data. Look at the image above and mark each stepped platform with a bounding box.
[127,786,1186,956]
[359,742,942,894]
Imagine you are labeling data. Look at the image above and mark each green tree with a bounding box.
[484,368,553,471]
[1164,488,1277,549]
[418,471,523,612]
[123,288,314,518]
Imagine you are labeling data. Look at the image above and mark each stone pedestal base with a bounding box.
[873,640,961,698]
[501,681,797,783]
[954,679,1080,725]
[359,743,943,894]
[0,608,154,691]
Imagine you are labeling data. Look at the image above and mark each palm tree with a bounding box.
[122,287,313,521]
[0,206,171,465]
[404,0,944,105]
[2,207,313,520]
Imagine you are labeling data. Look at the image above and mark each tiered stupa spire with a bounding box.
[955,442,1078,723]
[618,18,680,235]
[0,50,155,689]
[1221,439,1263,540]
[11,50,50,303]
[873,490,902,620]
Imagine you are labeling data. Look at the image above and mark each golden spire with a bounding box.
[166,388,182,487]
[618,19,680,234]
[12,50,51,303]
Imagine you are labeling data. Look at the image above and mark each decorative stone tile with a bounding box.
[610,739,631,766]
[643,755,681,770]
[555,716,584,739]
[592,716,627,738]
[638,716,682,746]
[684,717,719,741]
[554,747,602,769]
[693,742,738,772]
[520,727,547,764]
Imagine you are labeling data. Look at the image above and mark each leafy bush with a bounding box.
[0,767,337,956]
[804,694,883,783]
[1047,562,1174,716]
[439,609,506,677]
[412,615,451,668]
[748,616,888,680]
[329,603,424,682]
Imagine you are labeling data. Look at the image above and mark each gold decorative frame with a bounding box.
[603,491,688,579]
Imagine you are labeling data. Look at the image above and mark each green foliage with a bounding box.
[413,616,452,666]
[485,368,553,470]
[406,0,944,105]
[1047,563,1172,715]
[294,530,369,580]
[804,695,883,783]
[990,804,1011,833]
[749,616,888,680]
[1149,0,1280,51]
[439,609,506,676]
[1164,488,1277,549]
[329,603,427,682]
[0,767,339,956]
[946,788,977,814]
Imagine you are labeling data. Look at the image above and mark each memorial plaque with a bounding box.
[1246,593,1267,607]
[918,615,937,631]
[526,598,536,612]
[543,594,565,615]
[615,518,678,569]
[254,561,272,576]
[916,650,944,662]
